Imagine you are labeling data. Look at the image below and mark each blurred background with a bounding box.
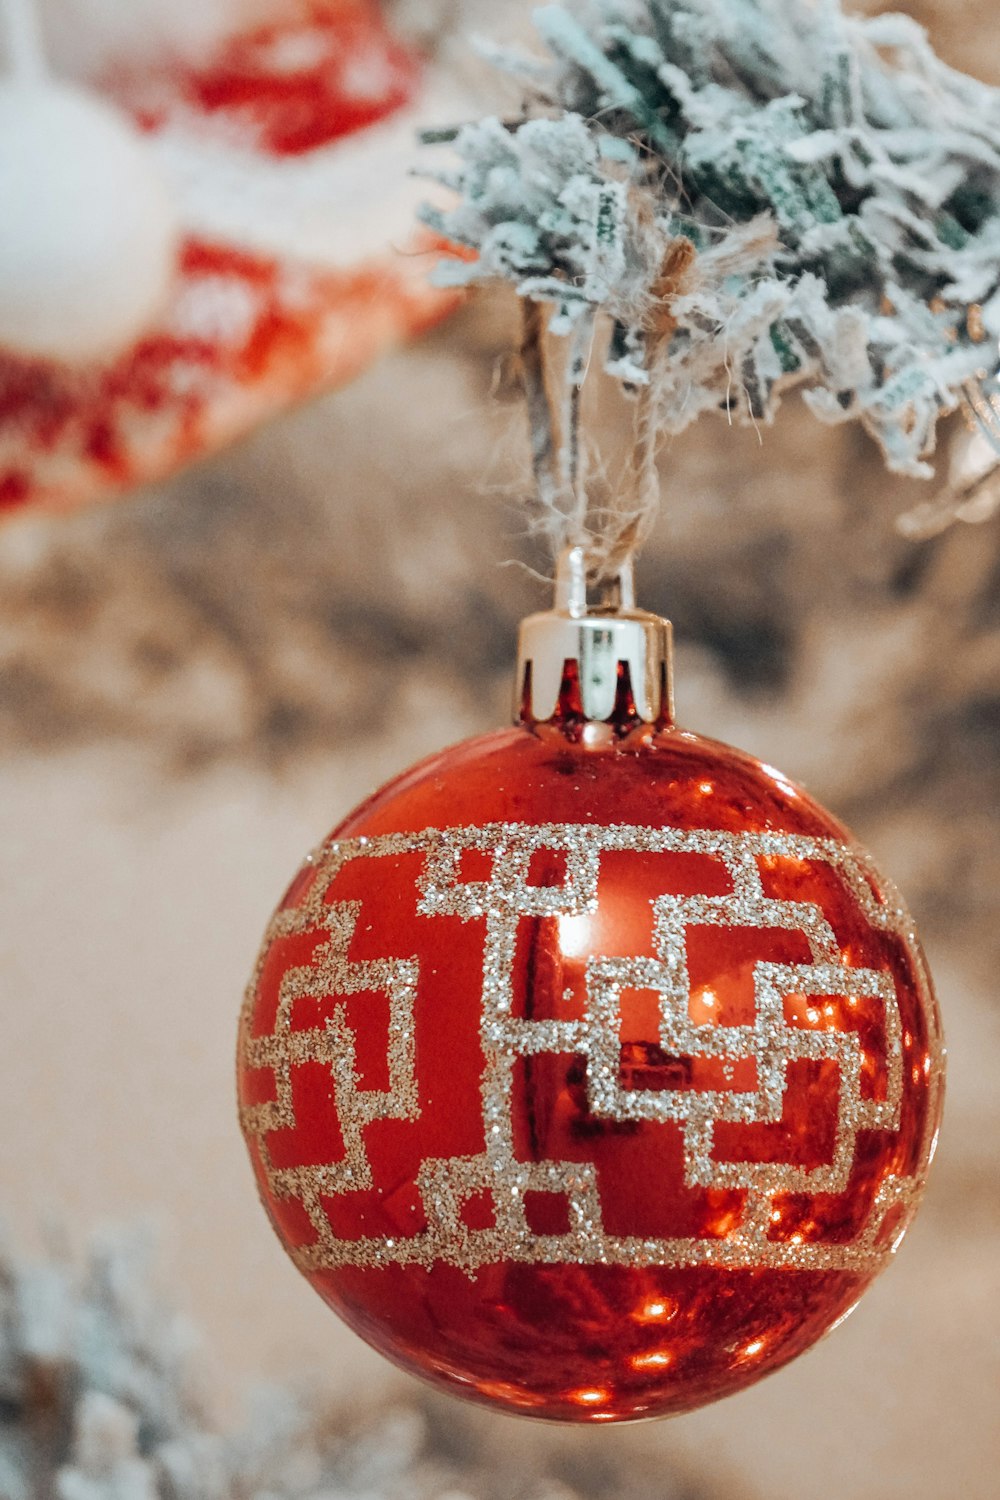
[1,2,998,1498]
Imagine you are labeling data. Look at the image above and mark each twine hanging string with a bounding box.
[518,299,598,553]
[0,0,47,81]
[610,235,698,577]
[519,235,697,588]
[559,310,596,550]
[519,299,563,526]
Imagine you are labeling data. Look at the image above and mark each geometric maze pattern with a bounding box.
[241,899,418,1206]
[239,822,943,1277]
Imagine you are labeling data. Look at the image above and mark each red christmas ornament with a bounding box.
[238,550,944,1422]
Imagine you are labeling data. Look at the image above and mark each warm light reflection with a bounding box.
[826,1299,862,1335]
[632,1350,673,1370]
[689,985,717,1020]
[571,1387,610,1405]
[741,1338,766,1358]
[475,1378,550,1409]
[761,764,801,799]
[557,912,592,957]
[708,1207,742,1236]
[635,1296,677,1323]
[698,780,715,795]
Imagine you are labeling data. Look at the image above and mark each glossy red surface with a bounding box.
[238,718,943,1421]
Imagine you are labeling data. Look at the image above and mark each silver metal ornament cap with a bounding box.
[515,547,674,727]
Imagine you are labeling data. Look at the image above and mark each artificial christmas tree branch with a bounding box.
[420,0,1000,570]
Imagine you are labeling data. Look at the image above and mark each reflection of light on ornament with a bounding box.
[923,1054,932,1077]
[581,721,615,749]
[476,1377,550,1410]
[635,1296,676,1323]
[709,1207,742,1237]
[826,1300,862,1336]
[632,1350,672,1370]
[761,764,800,799]
[789,1233,804,1246]
[770,1208,782,1224]
[558,912,591,957]
[806,1007,820,1023]
[571,1387,610,1406]
[903,1030,913,1049]
[697,780,714,796]
[691,986,717,1023]
[741,1338,766,1359]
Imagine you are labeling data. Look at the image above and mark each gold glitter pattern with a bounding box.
[241,898,419,1206]
[239,823,942,1277]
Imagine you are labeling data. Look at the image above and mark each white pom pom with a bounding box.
[0,80,179,364]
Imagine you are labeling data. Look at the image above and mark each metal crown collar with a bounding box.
[515,547,674,726]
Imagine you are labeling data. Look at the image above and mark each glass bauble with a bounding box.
[237,565,944,1421]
